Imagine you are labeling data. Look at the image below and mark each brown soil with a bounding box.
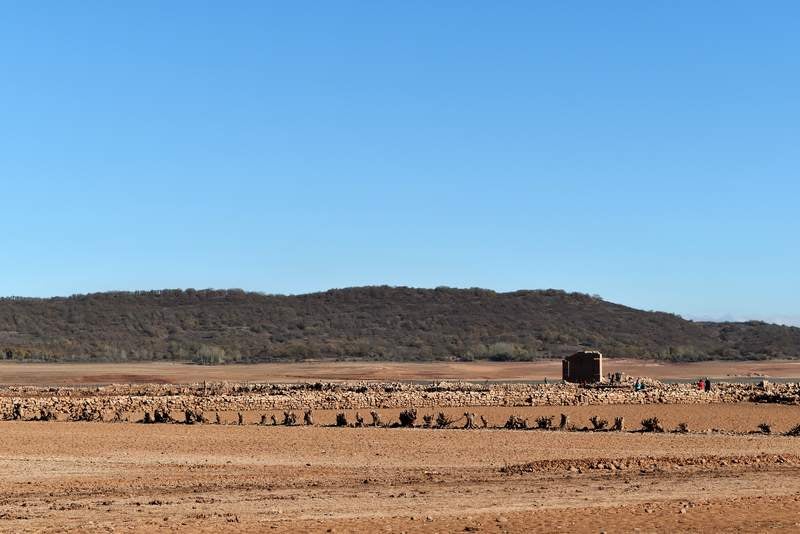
[2,422,800,532]
[3,361,800,532]
[1,359,799,386]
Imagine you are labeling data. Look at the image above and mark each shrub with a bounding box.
[612,416,624,431]
[504,415,527,430]
[589,415,608,430]
[399,409,417,427]
[335,412,348,427]
[282,410,297,426]
[641,417,664,433]
[558,413,569,430]
[435,412,455,428]
[535,415,554,429]
[758,422,771,434]
[785,424,800,436]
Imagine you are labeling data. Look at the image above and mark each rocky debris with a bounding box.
[2,381,800,421]
[500,453,800,475]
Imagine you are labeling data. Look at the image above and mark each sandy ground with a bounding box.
[2,362,800,531]
[1,359,799,385]
[1,422,800,532]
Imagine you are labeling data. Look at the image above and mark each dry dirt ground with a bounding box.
[2,422,800,533]
[1,359,799,385]
[2,362,800,532]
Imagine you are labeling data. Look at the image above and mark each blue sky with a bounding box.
[1,2,798,325]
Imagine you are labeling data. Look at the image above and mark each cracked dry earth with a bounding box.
[2,423,800,532]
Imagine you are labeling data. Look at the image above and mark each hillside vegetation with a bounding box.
[0,287,798,363]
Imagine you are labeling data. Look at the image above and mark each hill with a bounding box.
[0,287,798,363]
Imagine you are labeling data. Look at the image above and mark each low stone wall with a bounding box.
[1,380,797,421]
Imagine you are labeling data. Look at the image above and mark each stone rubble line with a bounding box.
[0,380,796,421]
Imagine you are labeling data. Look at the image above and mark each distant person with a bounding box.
[705,378,712,392]
[698,378,705,391]
[544,377,548,385]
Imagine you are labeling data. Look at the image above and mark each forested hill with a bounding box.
[0,287,798,363]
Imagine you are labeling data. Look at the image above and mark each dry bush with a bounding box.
[676,422,689,433]
[758,422,772,434]
[370,410,382,427]
[612,416,624,431]
[153,409,173,424]
[786,424,800,436]
[435,412,455,429]
[422,414,433,428]
[559,413,569,430]
[589,415,608,430]
[38,409,57,422]
[399,409,417,427]
[480,415,489,428]
[355,412,365,427]
[641,417,665,433]
[464,412,476,429]
[259,414,268,425]
[535,415,554,429]
[282,411,297,426]
[303,410,314,426]
[504,415,527,430]
[335,412,349,427]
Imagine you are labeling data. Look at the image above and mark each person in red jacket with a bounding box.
[698,378,705,391]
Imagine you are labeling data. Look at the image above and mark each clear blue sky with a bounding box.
[1,2,798,325]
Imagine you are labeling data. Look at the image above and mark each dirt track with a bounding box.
[1,359,799,385]
[2,422,800,532]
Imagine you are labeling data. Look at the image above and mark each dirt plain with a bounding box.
[1,359,799,385]
[2,362,800,532]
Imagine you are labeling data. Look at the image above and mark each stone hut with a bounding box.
[562,350,603,383]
